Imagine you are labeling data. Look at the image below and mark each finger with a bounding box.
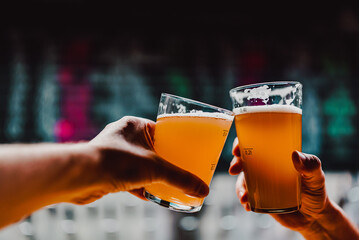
[114,116,156,149]
[228,156,242,175]
[235,172,249,211]
[239,191,248,205]
[71,191,107,205]
[129,188,148,201]
[232,138,241,157]
[292,151,324,182]
[153,155,209,198]
[236,173,248,205]
[101,148,209,198]
[235,173,247,201]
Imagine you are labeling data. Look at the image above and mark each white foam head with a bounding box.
[230,82,302,107]
[233,104,302,115]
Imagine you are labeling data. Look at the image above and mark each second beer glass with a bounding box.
[230,81,302,213]
[145,93,234,212]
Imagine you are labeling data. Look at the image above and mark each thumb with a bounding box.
[292,151,325,187]
[152,155,210,198]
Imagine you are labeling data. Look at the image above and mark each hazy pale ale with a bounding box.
[230,82,303,213]
[145,94,234,212]
[234,105,301,212]
[146,113,233,208]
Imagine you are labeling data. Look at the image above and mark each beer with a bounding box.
[234,105,302,212]
[145,112,233,208]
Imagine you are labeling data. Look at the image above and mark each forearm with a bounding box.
[315,199,359,239]
[300,199,359,240]
[0,143,99,228]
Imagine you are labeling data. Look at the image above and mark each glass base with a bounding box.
[144,191,202,213]
[251,204,301,214]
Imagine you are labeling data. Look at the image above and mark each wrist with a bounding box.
[308,198,359,239]
[315,198,338,223]
[299,221,329,240]
[296,197,334,239]
[63,143,103,192]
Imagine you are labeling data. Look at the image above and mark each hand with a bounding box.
[229,138,329,234]
[71,116,209,204]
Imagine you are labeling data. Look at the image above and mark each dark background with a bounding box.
[1,3,358,171]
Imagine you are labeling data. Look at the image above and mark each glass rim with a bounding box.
[229,81,302,94]
[161,93,234,116]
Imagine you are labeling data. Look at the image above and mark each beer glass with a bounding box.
[229,81,302,213]
[144,93,234,212]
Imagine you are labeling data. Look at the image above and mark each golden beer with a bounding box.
[145,112,233,211]
[234,105,302,212]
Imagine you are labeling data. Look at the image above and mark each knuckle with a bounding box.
[121,116,138,125]
[106,116,139,132]
[104,122,114,129]
[120,116,132,123]
[119,116,142,134]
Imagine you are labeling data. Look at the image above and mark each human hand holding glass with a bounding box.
[88,116,210,202]
[229,138,359,239]
[0,116,211,229]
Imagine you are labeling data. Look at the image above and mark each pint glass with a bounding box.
[144,93,234,212]
[229,82,302,213]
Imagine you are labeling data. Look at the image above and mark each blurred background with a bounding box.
[0,3,359,239]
